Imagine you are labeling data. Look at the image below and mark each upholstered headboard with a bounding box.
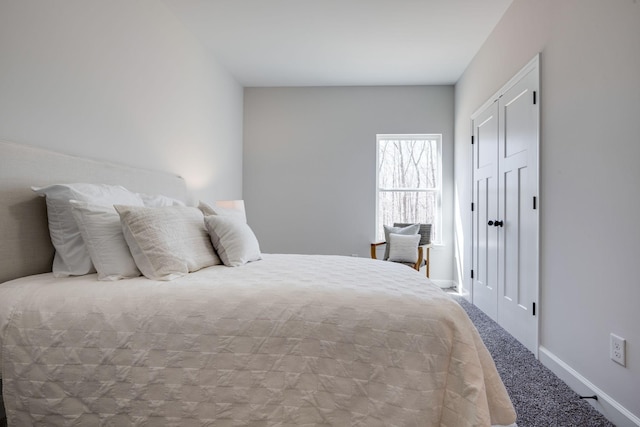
[0,140,189,284]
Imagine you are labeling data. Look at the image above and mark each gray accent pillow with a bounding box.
[383,223,420,260]
[388,233,420,263]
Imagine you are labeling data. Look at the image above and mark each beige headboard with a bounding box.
[0,141,189,284]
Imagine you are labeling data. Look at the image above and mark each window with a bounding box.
[376,134,442,244]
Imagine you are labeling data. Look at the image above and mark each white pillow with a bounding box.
[198,200,247,223]
[137,193,185,207]
[32,183,144,277]
[388,233,421,263]
[115,205,220,280]
[383,223,420,260]
[70,200,140,281]
[204,215,261,267]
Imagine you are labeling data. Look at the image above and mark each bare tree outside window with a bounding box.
[377,135,441,243]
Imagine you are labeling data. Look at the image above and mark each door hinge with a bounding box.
[471,135,474,145]
[533,91,537,105]
[471,269,474,279]
[533,196,537,209]
[471,202,474,212]
[533,302,536,316]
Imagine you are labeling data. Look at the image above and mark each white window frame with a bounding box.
[375,133,443,245]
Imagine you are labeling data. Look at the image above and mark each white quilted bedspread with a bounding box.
[0,254,516,426]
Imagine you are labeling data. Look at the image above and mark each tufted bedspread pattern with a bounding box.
[0,254,516,426]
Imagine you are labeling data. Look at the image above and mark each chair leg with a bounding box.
[415,247,424,271]
[425,247,430,277]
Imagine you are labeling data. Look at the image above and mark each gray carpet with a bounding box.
[450,293,615,427]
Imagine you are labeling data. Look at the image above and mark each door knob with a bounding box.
[495,220,504,227]
[488,220,494,226]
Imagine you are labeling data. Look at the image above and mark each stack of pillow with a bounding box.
[32,183,261,281]
[383,223,421,264]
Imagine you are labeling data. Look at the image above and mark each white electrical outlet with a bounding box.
[610,334,626,366]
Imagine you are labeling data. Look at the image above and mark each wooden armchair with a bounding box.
[371,223,432,277]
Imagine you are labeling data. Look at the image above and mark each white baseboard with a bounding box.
[430,279,455,289]
[539,346,640,427]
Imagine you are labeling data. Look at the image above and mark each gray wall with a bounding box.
[244,86,455,284]
[0,0,244,202]
[454,0,640,422]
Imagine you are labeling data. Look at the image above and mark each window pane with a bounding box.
[377,191,438,242]
[376,134,442,246]
[378,139,438,189]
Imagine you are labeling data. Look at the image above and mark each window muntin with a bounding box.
[376,134,442,244]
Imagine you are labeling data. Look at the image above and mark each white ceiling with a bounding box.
[163,0,513,87]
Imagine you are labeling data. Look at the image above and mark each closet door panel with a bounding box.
[502,166,528,303]
[472,102,499,321]
[497,65,539,353]
[503,87,531,158]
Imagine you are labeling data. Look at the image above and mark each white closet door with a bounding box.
[471,55,539,355]
[472,101,499,321]
[497,65,539,353]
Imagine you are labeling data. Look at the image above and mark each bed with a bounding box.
[0,141,517,426]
